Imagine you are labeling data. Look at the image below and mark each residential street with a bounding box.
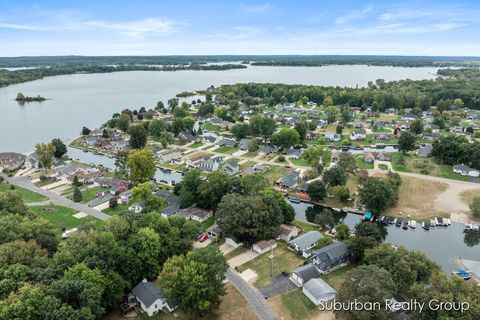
[2,175,111,221]
[226,269,278,320]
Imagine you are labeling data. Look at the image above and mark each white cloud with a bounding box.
[85,18,181,38]
[239,3,273,13]
[335,6,374,25]
[0,22,40,31]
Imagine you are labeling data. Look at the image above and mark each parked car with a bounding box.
[198,233,209,242]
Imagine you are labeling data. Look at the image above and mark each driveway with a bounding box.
[226,269,278,320]
[2,175,111,221]
[228,250,259,268]
[259,274,297,298]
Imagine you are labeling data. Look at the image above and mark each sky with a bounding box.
[0,0,479,57]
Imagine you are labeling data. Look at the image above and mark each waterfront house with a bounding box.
[0,152,26,172]
[289,231,323,258]
[276,171,301,190]
[277,224,299,241]
[311,242,350,274]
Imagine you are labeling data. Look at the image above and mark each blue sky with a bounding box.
[0,0,479,56]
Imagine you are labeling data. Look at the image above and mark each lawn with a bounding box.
[201,216,215,230]
[237,242,305,287]
[378,163,388,170]
[392,153,471,182]
[322,264,354,290]
[35,177,57,187]
[0,183,48,203]
[292,220,319,233]
[214,147,239,154]
[268,288,319,320]
[261,166,290,185]
[102,203,130,215]
[30,205,103,232]
[203,122,221,132]
[189,142,204,148]
[355,156,374,169]
[385,175,449,219]
[80,186,102,203]
[243,150,259,158]
[224,246,249,261]
[289,158,311,167]
[460,189,480,205]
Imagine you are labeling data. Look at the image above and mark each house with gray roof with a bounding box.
[286,148,303,159]
[161,204,180,218]
[289,231,323,258]
[131,280,175,316]
[177,206,212,222]
[417,144,432,157]
[292,263,321,286]
[302,278,336,306]
[223,160,239,175]
[239,139,252,151]
[325,133,341,142]
[311,242,350,274]
[259,145,278,156]
[277,171,301,189]
[154,191,180,206]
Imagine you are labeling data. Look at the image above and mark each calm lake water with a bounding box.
[0,65,438,153]
[289,201,480,274]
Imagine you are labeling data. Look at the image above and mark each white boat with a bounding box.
[444,218,451,226]
[409,220,417,229]
[430,219,436,227]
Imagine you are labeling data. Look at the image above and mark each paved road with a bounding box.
[226,269,278,320]
[2,175,111,221]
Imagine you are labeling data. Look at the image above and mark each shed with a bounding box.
[252,240,277,255]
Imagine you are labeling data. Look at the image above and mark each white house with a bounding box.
[349,130,366,141]
[128,202,146,213]
[453,164,480,177]
[132,280,175,317]
[303,278,336,306]
[252,240,277,255]
[288,231,323,258]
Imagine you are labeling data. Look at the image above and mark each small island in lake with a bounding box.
[15,92,47,102]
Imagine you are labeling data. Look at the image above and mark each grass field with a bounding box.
[30,205,103,231]
[392,153,471,182]
[0,183,48,203]
[460,189,480,205]
[214,147,239,154]
[268,288,320,320]
[189,142,203,148]
[355,156,374,169]
[378,163,388,170]
[292,220,319,233]
[102,203,129,215]
[203,122,222,132]
[322,265,354,290]
[237,242,304,287]
[261,166,290,185]
[385,175,449,219]
[289,158,311,167]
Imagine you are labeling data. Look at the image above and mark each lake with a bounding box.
[289,201,480,274]
[0,65,438,153]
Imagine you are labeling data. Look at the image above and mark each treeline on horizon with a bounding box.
[1,54,480,68]
[0,63,246,87]
[214,68,480,110]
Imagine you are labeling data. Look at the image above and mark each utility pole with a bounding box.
[269,243,274,279]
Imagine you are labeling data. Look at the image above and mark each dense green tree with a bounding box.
[335,265,395,320]
[313,210,335,229]
[72,186,83,202]
[249,115,277,137]
[230,123,250,140]
[259,188,296,223]
[330,185,350,203]
[335,223,350,240]
[294,122,307,142]
[160,246,227,317]
[322,166,347,187]
[128,227,161,279]
[410,119,424,134]
[307,180,327,201]
[216,194,283,244]
[271,128,300,148]
[51,138,67,159]
[359,177,399,215]
[126,148,156,183]
[179,170,202,208]
[128,124,148,149]
[398,131,417,154]
[431,135,470,166]
[116,113,130,132]
[240,175,268,196]
[35,143,56,170]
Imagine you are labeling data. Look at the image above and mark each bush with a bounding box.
[277,155,286,162]
[330,185,350,203]
[73,187,83,202]
[109,197,118,208]
[471,197,480,219]
[9,184,15,190]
